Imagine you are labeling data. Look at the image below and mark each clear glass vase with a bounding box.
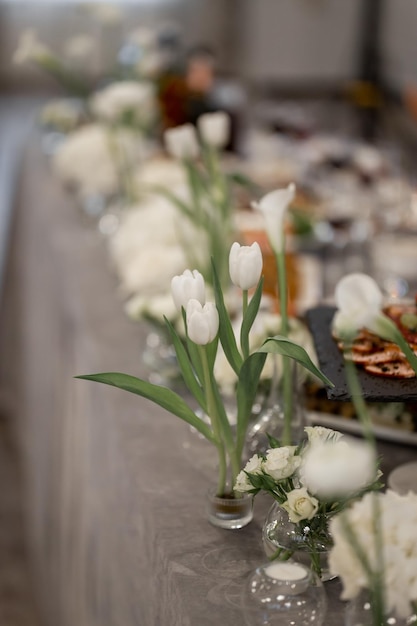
[241,560,327,625]
[262,502,334,582]
[206,489,253,530]
[345,590,417,625]
[245,357,306,457]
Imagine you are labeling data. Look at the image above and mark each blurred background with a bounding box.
[1,1,417,624]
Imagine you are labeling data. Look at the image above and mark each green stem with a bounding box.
[343,351,377,449]
[241,290,250,360]
[199,346,228,496]
[275,248,292,444]
[268,547,294,562]
[342,349,386,624]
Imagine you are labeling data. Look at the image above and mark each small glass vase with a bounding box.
[241,560,327,625]
[245,358,306,457]
[262,502,334,582]
[345,590,417,625]
[206,489,253,530]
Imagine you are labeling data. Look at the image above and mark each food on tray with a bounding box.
[333,300,417,379]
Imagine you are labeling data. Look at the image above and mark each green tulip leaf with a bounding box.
[259,336,334,388]
[164,317,207,412]
[236,351,267,456]
[211,259,243,375]
[76,372,215,443]
[240,277,264,352]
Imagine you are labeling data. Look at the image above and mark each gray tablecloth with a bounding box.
[1,138,416,626]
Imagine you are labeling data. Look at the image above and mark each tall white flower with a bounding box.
[229,241,263,291]
[171,269,206,311]
[164,124,199,160]
[64,35,96,62]
[197,112,230,149]
[13,29,50,65]
[300,437,377,499]
[186,300,219,345]
[333,273,384,339]
[252,183,296,253]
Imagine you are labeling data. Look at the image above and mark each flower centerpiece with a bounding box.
[235,425,382,578]
[77,240,332,528]
[329,490,417,624]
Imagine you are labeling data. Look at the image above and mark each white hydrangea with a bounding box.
[329,490,417,618]
[52,124,142,197]
[108,191,206,301]
[90,81,155,126]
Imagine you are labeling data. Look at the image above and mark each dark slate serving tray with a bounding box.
[305,305,417,402]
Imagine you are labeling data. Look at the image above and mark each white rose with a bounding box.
[234,470,253,493]
[262,446,301,481]
[243,454,263,475]
[282,487,319,523]
[304,426,343,445]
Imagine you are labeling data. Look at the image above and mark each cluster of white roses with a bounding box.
[329,489,417,619]
[235,425,380,524]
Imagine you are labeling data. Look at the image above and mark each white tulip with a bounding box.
[333,273,385,339]
[197,111,230,149]
[164,124,200,160]
[186,299,219,345]
[252,183,296,253]
[282,487,319,523]
[171,269,205,311]
[228,241,263,290]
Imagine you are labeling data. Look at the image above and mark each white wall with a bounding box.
[239,0,363,83]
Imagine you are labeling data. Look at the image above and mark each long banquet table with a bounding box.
[1,134,417,626]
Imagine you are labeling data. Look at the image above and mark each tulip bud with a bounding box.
[186,299,219,345]
[197,111,230,149]
[252,183,295,253]
[229,241,263,290]
[164,123,199,160]
[171,269,205,311]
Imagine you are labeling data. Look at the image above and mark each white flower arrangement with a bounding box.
[329,490,417,620]
[235,425,381,573]
[52,124,142,199]
[89,81,156,130]
[78,243,331,500]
